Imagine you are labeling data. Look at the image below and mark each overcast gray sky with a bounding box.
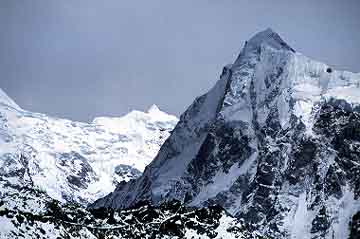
[1,0,359,122]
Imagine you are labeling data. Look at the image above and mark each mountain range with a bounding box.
[0,88,178,204]
[1,29,360,238]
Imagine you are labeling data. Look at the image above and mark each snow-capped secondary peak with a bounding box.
[146,104,179,122]
[148,104,161,113]
[93,105,178,144]
[0,88,20,110]
[92,29,360,238]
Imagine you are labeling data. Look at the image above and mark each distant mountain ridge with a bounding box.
[0,88,178,204]
[92,29,360,239]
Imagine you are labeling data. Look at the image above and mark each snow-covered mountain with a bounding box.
[91,29,360,239]
[0,88,178,204]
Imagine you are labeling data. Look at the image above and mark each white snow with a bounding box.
[0,95,178,204]
[290,193,311,239]
[0,88,20,110]
[191,150,258,209]
[329,187,360,239]
[0,217,14,236]
[184,214,244,239]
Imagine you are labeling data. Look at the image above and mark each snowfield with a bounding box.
[0,88,178,204]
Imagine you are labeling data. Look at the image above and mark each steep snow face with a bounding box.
[91,64,233,208]
[92,29,360,238]
[0,88,20,110]
[0,93,178,204]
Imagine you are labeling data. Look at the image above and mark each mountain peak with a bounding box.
[148,104,161,113]
[92,30,360,238]
[240,28,295,57]
[250,28,294,50]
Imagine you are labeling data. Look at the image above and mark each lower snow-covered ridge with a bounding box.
[0,90,178,204]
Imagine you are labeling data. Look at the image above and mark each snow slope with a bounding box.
[0,88,20,110]
[92,29,360,239]
[0,90,178,204]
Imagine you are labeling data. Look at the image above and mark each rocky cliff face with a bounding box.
[91,29,360,238]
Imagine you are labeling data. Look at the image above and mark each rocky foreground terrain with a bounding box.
[0,178,257,238]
